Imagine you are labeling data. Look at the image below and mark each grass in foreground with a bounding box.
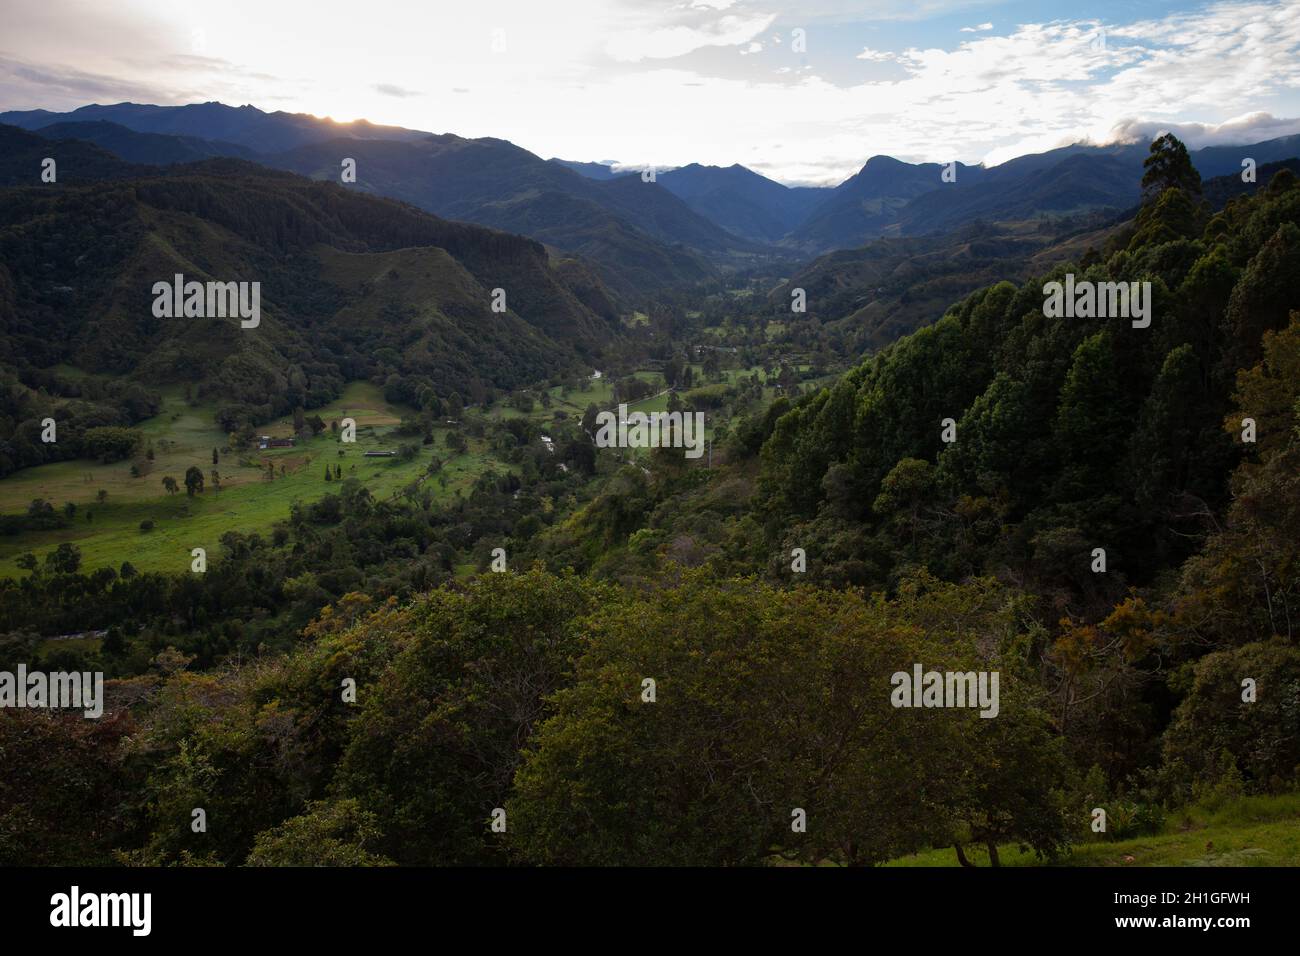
[884,792,1300,867]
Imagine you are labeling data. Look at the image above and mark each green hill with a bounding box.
[0,143,620,477]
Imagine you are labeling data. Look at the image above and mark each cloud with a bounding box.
[374,83,421,98]
[1100,111,1300,149]
[0,54,183,106]
[960,22,993,32]
[603,10,776,62]
[2,0,1299,185]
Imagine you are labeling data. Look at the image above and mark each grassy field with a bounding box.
[483,374,613,423]
[0,358,829,575]
[884,792,1300,867]
[0,382,495,576]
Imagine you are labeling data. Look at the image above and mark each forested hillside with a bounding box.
[0,138,617,477]
[3,135,1297,868]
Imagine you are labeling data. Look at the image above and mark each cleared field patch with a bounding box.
[0,382,498,576]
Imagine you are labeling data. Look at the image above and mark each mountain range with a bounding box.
[0,123,616,427]
[0,104,765,298]
[6,102,1300,271]
[552,136,1300,253]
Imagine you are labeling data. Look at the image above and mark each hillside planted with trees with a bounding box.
[1,135,1298,868]
[0,129,618,479]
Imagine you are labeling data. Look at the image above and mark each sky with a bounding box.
[2,0,1299,185]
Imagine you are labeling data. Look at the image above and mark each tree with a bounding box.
[335,569,611,865]
[1225,227,1300,367]
[872,457,937,547]
[1129,185,1202,248]
[184,466,205,497]
[508,571,1068,866]
[45,542,82,575]
[1170,314,1300,647]
[1163,642,1300,795]
[82,426,142,463]
[941,373,1037,497]
[1053,330,1130,501]
[245,800,394,867]
[1126,344,1204,509]
[0,704,133,864]
[1141,133,1201,200]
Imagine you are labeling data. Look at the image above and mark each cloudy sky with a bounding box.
[2,0,1299,184]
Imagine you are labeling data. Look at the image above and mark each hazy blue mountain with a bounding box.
[787,136,1300,251]
[264,134,762,294]
[1191,134,1300,177]
[0,123,146,185]
[1202,157,1300,206]
[550,159,629,181]
[656,163,829,243]
[2,103,766,254]
[0,104,759,296]
[0,101,429,154]
[787,157,987,250]
[33,121,255,165]
[12,101,1298,268]
[770,156,1298,352]
[896,147,1142,237]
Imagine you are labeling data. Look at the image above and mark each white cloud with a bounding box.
[604,12,776,62]
[2,0,1299,185]
[960,22,993,32]
[1100,111,1300,149]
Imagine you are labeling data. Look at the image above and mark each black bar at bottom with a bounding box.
[0,865,1285,942]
